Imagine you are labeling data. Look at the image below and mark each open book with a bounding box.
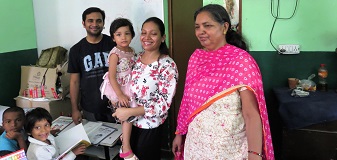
[55,123,91,160]
[54,119,117,159]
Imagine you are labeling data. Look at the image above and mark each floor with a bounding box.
[83,149,174,160]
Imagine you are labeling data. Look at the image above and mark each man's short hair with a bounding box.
[82,7,106,22]
[2,107,25,121]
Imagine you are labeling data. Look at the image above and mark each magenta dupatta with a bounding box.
[175,44,274,159]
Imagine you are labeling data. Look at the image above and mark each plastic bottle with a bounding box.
[318,64,328,91]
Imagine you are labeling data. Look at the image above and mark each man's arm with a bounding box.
[69,73,81,124]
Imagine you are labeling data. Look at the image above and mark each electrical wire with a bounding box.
[270,18,279,51]
[269,0,299,52]
[271,0,298,19]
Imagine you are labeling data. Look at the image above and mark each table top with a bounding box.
[274,87,337,129]
[54,116,122,147]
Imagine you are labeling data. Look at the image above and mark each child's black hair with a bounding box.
[2,107,25,121]
[24,107,52,134]
[109,18,135,39]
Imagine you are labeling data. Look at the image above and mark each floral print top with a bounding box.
[130,53,178,129]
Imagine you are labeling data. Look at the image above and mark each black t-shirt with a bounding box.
[68,34,114,113]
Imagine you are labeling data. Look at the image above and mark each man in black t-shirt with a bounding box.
[68,7,115,124]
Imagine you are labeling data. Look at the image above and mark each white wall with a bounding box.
[33,0,163,55]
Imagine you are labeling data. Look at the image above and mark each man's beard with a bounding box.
[87,29,103,37]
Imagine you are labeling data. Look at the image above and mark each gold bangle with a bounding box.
[248,150,264,157]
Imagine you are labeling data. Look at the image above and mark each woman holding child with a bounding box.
[112,17,178,160]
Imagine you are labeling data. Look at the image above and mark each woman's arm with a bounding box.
[240,89,263,160]
[142,59,178,119]
[172,134,185,157]
[113,106,145,122]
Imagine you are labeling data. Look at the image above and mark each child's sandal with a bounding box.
[120,149,132,158]
[120,146,138,160]
[124,154,138,160]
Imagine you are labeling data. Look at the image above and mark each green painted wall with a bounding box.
[0,0,37,53]
[0,50,38,107]
[0,0,37,106]
[244,1,337,51]
[204,0,337,51]
[164,0,169,46]
[202,1,337,158]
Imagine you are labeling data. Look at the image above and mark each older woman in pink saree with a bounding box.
[172,4,274,160]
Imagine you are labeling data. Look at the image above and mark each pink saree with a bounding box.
[175,44,274,159]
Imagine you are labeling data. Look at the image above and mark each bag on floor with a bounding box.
[36,46,67,68]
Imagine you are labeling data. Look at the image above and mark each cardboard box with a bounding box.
[19,65,69,99]
[15,96,72,120]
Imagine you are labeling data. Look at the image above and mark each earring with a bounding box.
[223,31,227,35]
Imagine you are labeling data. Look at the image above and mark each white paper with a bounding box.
[83,121,103,135]
[87,125,116,145]
[55,123,91,159]
[51,116,73,131]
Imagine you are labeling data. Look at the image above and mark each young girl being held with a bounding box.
[100,18,137,160]
[25,107,86,160]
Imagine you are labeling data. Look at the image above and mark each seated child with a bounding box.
[0,107,27,156]
[25,107,86,160]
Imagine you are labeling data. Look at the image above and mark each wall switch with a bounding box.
[278,44,300,54]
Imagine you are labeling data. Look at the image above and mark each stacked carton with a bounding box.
[15,63,71,119]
